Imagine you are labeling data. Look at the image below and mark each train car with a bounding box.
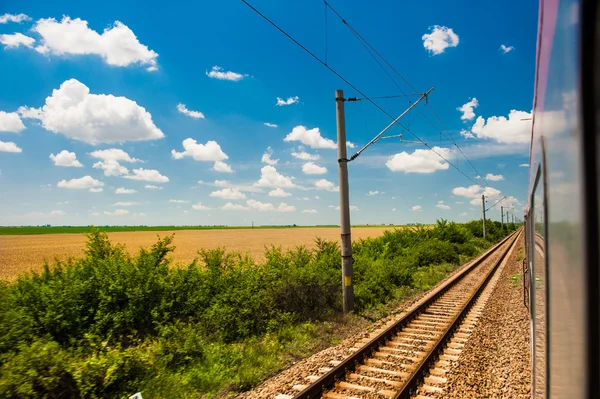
[524,0,599,397]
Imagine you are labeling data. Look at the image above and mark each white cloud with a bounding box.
[471,110,532,144]
[519,163,529,167]
[261,147,279,165]
[133,212,146,216]
[347,141,356,149]
[104,209,129,216]
[49,210,65,216]
[422,25,459,55]
[284,126,336,149]
[452,185,481,198]
[456,201,464,204]
[276,96,299,106]
[0,111,26,132]
[57,175,103,189]
[33,17,158,70]
[0,141,22,153]
[302,162,327,175]
[49,150,83,167]
[200,179,263,193]
[245,200,288,212]
[458,98,479,121]
[486,173,504,181]
[392,208,396,212]
[292,151,320,161]
[264,122,278,128]
[171,138,228,161]
[90,149,139,176]
[89,187,103,193]
[115,187,137,194]
[255,165,295,188]
[366,190,381,196]
[460,212,468,217]
[123,168,169,182]
[177,103,205,119]
[302,209,317,214]
[192,202,211,210]
[460,129,475,139]
[90,212,101,216]
[436,200,451,210]
[145,184,163,190]
[452,184,518,209]
[93,160,129,176]
[210,188,246,200]
[222,202,249,211]
[213,180,230,187]
[212,161,234,173]
[118,168,169,183]
[315,179,339,192]
[89,148,141,163]
[315,196,320,199]
[300,197,310,201]
[0,13,31,24]
[500,44,514,53]
[115,201,142,206]
[269,188,292,197]
[206,65,245,81]
[0,33,35,49]
[221,200,296,212]
[277,203,296,212]
[411,205,422,211]
[19,79,164,144]
[169,199,189,204]
[386,146,451,173]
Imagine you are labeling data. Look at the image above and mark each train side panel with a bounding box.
[529,0,599,397]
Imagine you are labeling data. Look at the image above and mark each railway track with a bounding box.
[275,230,521,399]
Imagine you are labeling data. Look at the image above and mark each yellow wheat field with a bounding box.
[0,227,393,281]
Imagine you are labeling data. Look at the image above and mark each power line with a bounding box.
[486,195,507,212]
[323,0,328,64]
[350,94,422,101]
[426,103,490,187]
[322,0,418,93]
[240,0,484,188]
[322,0,490,188]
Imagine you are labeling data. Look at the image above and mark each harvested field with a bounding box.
[0,227,392,281]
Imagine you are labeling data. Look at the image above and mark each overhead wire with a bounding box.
[322,0,490,188]
[240,0,484,188]
[486,195,508,212]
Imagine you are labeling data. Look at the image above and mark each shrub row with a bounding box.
[0,219,516,398]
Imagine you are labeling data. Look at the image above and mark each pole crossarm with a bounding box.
[340,87,434,163]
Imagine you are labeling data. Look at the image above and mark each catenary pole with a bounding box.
[336,89,353,313]
[482,194,486,240]
[501,206,504,230]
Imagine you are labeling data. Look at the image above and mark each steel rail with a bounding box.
[394,229,521,398]
[292,230,520,399]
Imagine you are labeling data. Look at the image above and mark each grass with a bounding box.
[0,225,412,236]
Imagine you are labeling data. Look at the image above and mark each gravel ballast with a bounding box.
[444,235,531,398]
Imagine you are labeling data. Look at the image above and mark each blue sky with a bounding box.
[0,0,537,226]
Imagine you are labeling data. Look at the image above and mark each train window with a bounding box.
[531,166,547,398]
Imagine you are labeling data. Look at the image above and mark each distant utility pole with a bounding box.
[501,205,504,230]
[335,88,432,313]
[336,89,353,313]
[482,194,486,240]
